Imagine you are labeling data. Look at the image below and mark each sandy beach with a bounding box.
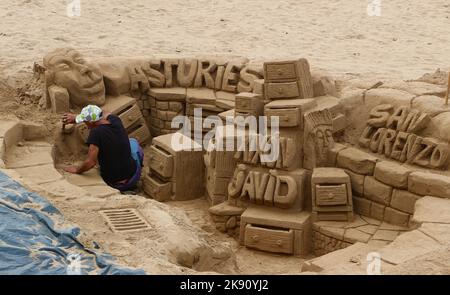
[1,0,449,86]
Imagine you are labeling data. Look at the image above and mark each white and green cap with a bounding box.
[75,105,103,124]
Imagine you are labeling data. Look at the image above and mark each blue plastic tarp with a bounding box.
[0,171,146,275]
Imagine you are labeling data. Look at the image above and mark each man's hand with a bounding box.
[64,166,79,174]
[62,113,76,124]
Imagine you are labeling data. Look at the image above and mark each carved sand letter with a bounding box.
[359,125,377,148]
[369,128,387,153]
[228,164,247,198]
[142,59,165,87]
[177,59,198,87]
[377,129,397,156]
[283,138,296,167]
[368,104,393,127]
[163,59,179,88]
[222,61,243,93]
[274,175,298,209]
[129,66,150,97]
[237,66,262,93]
[194,59,217,88]
[430,144,449,168]
[413,138,436,167]
[254,172,269,205]
[241,172,256,201]
[215,61,227,90]
[386,106,409,130]
[390,131,409,160]
[263,173,276,206]
[406,112,430,133]
[404,135,422,164]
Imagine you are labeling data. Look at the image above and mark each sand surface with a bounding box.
[1,0,450,87]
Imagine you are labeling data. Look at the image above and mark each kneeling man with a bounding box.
[63,105,143,192]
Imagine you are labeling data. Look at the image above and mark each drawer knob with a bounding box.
[277,88,283,94]
[252,235,259,241]
[159,164,164,169]
[276,240,283,246]
[128,116,133,122]
[277,69,283,75]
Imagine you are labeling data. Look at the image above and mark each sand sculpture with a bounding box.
[43,48,106,110]
[36,48,450,261]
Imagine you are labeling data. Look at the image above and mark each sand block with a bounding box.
[364,176,392,206]
[371,229,399,242]
[218,109,234,121]
[364,88,415,110]
[319,226,345,240]
[344,169,364,196]
[328,143,347,167]
[235,92,264,116]
[310,95,342,115]
[343,228,371,243]
[209,202,246,216]
[374,161,411,189]
[168,101,184,113]
[302,242,379,273]
[411,95,450,115]
[102,95,135,114]
[312,71,337,97]
[215,91,235,102]
[5,145,53,169]
[252,79,264,95]
[148,87,186,101]
[379,229,442,265]
[426,112,450,143]
[357,224,378,235]
[0,120,23,152]
[370,202,386,221]
[265,98,316,110]
[312,167,349,183]
[48,85,70,113]
[353,196,372,216]
[332,113,347,133]
[380,81,447,97]
[21,121,47,141]
[337,147,378,175]
[216,99,234,110]
[418,223,450,245]
[40,179,91,199]
[412,196,450,224]
[88,185,120,198]
[390,189,421,214]
[384,207,409,227]
[14,163,62,185]
[408,172,450,198]
[186,88,216,104]
[65,169,106,186]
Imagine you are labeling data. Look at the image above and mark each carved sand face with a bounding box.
[45,48,105,106]
[313,125,334,161]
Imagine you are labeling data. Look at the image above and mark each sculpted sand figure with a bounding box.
[44,48,106,107]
